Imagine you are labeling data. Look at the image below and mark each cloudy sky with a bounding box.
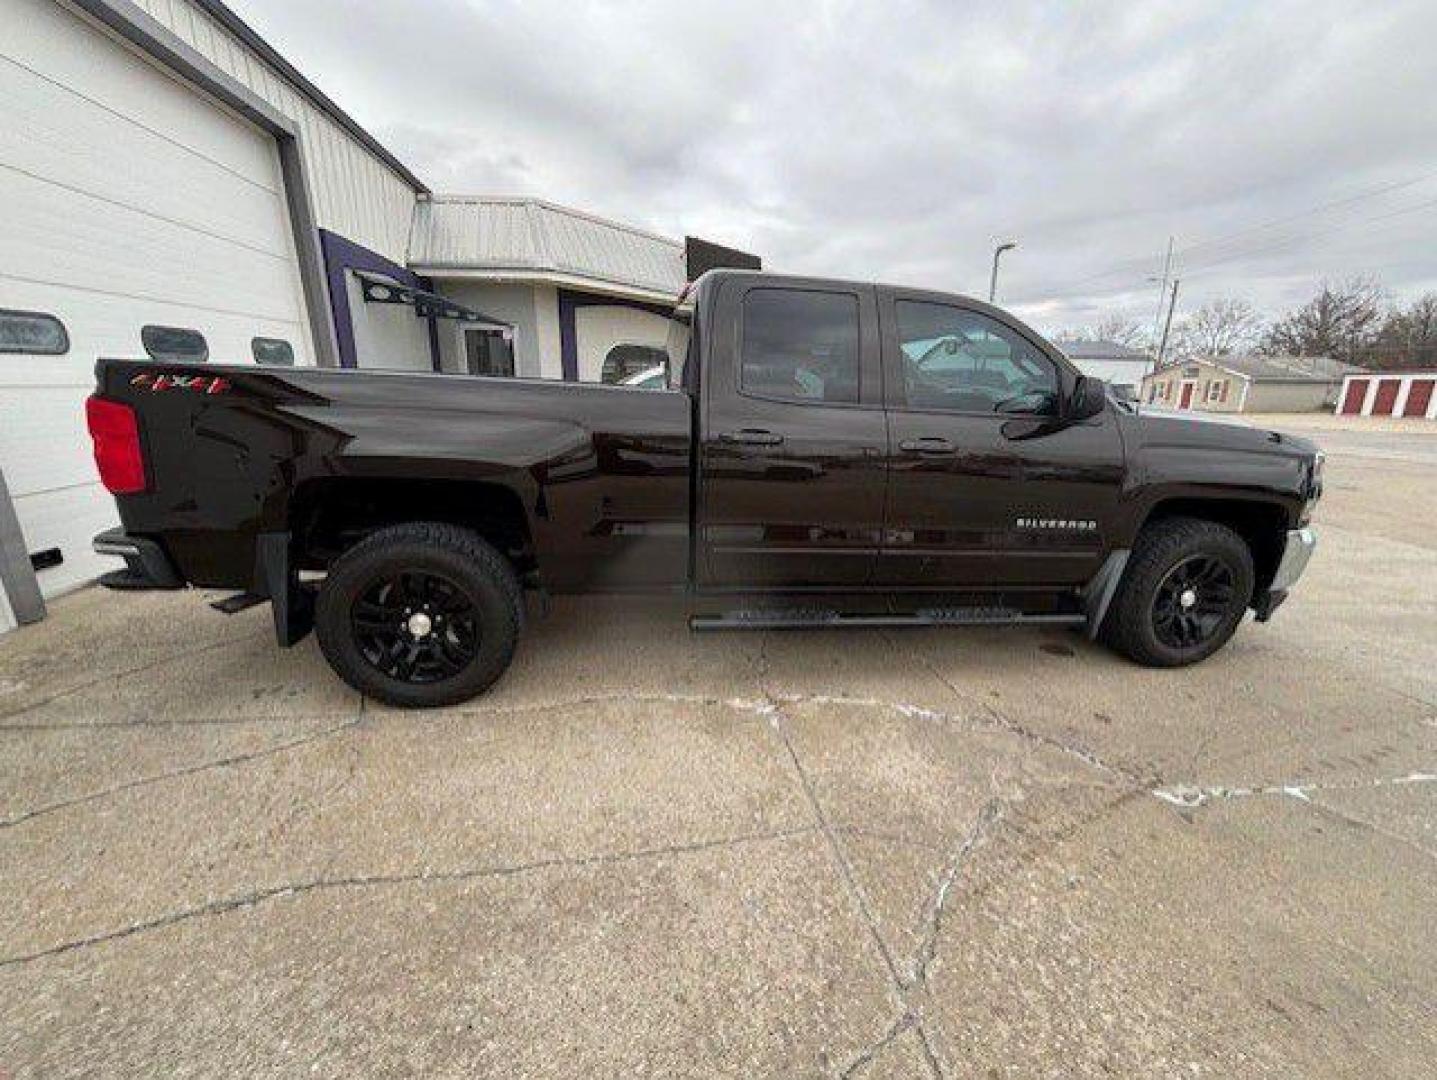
[238,0,1437,336]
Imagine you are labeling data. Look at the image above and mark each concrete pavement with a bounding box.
[1,418,1433,1077]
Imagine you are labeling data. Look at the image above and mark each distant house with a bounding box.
[1053,340,1154,399]
[1141,355,1365,413]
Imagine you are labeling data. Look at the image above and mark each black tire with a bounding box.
[1102,516,1254,668]
[315,523,522,708]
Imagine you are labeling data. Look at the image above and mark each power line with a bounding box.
[1023,169,1437,305]
[1178,195,1437,280]
[1175,171,1437,260]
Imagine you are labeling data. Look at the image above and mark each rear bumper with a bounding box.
[1253,527,1316,623]
[92,528,184,590]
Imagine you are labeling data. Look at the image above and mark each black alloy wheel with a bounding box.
[351,570,480,683]
[1150,554,1238,650]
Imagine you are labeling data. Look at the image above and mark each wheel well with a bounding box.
[1141,498,1288,592]
[289,478,535,577]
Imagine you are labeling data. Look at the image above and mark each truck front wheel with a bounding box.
[1103,516,1254,667]
[315,523,522,708]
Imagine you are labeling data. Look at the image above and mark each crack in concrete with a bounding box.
[882,633,1148,784]
[0,632,267,724]
[910,800,1004,990]
[0,717,365,830]
[1152,770,1437,809]
[764,698,906,989]
[0,823,821,969]
[0,711,363,733]
[1304,794,1437,864]
[762,695,943,1080]
[1152,770,1437,863]
[837,1010,916,1079]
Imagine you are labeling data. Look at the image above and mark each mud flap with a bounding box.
[254,532,313,647]
[1081,549,1130,640]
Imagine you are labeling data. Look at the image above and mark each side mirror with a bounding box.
[1067,375,1107,421]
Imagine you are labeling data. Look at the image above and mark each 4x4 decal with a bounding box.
[130,372,231,395]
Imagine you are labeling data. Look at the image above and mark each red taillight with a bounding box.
[85,395,147,494]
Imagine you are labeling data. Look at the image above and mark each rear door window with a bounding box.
[741,289,860,405]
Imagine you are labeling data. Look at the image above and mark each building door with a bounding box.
[0,0,311,604]
[1179,381,1196,409]
[1341,379,1369,415]
[1402,379,1434,418]
[462,326,515,377]
[1371,379,1401,416]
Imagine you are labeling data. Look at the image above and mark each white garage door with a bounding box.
[0,0,311,600]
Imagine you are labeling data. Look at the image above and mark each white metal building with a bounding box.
[1336,369,1437,419]
[345,195,690,383]
[0,0,758,634]
[0,0,422,630]
[1053,340,1154,399]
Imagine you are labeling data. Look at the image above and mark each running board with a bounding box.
[690,607,1087,631]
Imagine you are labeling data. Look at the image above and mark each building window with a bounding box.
[602,344,668,385]
[0,309,69,355]
[1207,379,1223,402]
[142,325,208,363]
[741,288,860,404]
[462,326,515,377]
[251,337,295,366]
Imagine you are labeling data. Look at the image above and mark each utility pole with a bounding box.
[989,241,1017,303]
[1150,236,1174,347]
[1157,277,1182,366]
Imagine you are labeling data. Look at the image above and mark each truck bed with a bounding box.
[95,360,694,593]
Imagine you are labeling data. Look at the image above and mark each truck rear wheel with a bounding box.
[1103,516,1254,667]
[315,523,522,708]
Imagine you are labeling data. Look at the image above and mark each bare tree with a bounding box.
[1369,294,1437,370]
[1170,298,1260,361]
[1091,314,1148,350]
[1053,314,1149,350]
[1260,277,1386,363]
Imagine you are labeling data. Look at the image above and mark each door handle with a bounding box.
[900,436,957,455]
[719,429,784,446]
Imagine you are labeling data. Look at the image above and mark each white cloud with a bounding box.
[235,0,1437,334]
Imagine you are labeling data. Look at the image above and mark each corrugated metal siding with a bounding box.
[411,198,685,295]
[129,0,416,262]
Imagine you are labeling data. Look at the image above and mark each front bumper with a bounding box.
[1253,527,1317,622]
[1270,527,1317,592]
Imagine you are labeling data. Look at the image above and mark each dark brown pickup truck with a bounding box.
[87,270,1321,706]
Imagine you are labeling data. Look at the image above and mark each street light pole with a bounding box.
[989,241,1017,303]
